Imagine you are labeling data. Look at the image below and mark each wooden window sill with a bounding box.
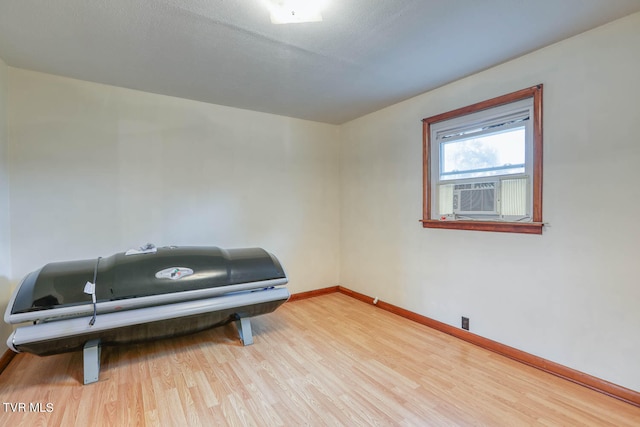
[421,219,543,235]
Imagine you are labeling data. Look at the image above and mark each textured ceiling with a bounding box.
[1,0,640,124]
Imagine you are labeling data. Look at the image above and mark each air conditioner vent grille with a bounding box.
[452,181,498,215]
[454,182,496,190]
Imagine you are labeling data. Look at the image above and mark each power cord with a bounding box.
[85,256,102,326]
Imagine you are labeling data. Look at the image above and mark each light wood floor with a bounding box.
[1,293,639,426]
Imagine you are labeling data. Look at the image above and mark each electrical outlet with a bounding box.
[461,316,469,330]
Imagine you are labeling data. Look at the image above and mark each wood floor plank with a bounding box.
[1,293,639,426]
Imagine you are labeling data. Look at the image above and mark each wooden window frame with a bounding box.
[422,85,543,234]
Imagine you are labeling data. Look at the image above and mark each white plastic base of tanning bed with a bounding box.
[7,286,289,352]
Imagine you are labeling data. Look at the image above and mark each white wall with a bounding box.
[8,70,340,298]
[340,12,640,391]
[0,57,12,349]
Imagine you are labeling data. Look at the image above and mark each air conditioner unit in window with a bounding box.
[453,181,499,215]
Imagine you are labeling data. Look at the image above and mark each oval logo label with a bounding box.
[155,267,194,280]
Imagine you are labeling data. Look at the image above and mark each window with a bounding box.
[422,85,543,234]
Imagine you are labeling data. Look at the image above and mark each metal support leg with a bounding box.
[83,339,101,384]
[236,317,253,346]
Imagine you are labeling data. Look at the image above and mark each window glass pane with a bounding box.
[440,126,525,181]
